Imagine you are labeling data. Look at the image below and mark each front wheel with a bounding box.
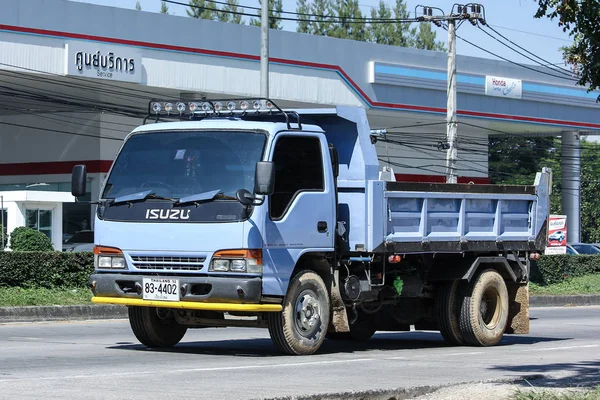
[128,306,188,348]
[268,270,330,355]
[459,269,509,347]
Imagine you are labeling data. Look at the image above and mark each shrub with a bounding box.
[9,227,54,252]
[532,255,600,285]
[0,252,94,288]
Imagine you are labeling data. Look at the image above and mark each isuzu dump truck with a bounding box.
[72,99,551,355]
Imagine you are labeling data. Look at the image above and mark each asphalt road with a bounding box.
[0,307,599,400]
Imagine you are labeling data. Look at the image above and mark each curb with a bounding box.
[530,294,600,307]
[257,374,547,400]
[0,304,127,323]
[1,295,599,323]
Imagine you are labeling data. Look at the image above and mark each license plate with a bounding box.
[142,278,179,301]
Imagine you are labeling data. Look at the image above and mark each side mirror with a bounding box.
[71,164,87,198]
[254,161,275,195]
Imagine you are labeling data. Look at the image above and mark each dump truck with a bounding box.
[72,99,550,355]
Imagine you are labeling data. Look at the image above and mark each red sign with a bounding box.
[546,215,567,254]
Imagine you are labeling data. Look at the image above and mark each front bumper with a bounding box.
[89,273,282,312]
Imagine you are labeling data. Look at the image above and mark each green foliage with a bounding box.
[532,255,600,285]
[514,386,600,400]
[187,0,218,20]
[135,0,141,10]
[0,224,7,249]
[410,23,447,51]
[160,1,169,14]
[368,0,411,46]
[9,227,54,252]
[219,0,243,24]
[0,287,92,306]
[489,137,600,243]
[250,0,283,29]
[535,0,600,101]
[530,274,600,295]
[0,252,94,289]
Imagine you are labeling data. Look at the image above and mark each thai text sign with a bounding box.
[65,41,142,83]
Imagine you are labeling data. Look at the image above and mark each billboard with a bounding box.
[545,215,567,255]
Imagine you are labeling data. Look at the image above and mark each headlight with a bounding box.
[209,249,262,274]
[94,246,126,269]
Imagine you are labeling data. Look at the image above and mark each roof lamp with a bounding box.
[164,103,174,113]
[151,102,162,113]
[252,100,261,110]
[240,101,249,111]
[176,102,186,113]
[214,102,223,112]
[227,101,236,111]
[188,102,199,112]
[266,100,274,109]
[201,102,211,112]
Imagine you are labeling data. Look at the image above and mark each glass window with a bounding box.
[26,209,53,240]
[269,136,324,220]
[102,130,266,200]
[571,244,600,254]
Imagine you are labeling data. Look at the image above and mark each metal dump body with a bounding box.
[365,171,551,253]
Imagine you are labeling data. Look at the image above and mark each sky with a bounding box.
[70,0,574,68]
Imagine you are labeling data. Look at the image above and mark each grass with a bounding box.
[530,274,600,296]
[0,287,92,307]
[514,386,600,400]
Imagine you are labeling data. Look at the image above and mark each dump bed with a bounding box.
[361,170,551,253]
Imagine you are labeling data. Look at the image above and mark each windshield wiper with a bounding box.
[174,189,236,206]
[110,190,175,206]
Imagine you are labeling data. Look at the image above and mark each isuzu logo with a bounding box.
[145,209,191,220]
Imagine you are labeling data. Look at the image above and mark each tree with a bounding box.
[187,0,218,20]
[410,22,446,51]
[309,0,335,36]
[135,0,142,10]
[328,0,367,41]
[218,0,244,24]
[296,0,311,33]
[534,0,600,101]
[160,1,169,14]
[250,0,283,30]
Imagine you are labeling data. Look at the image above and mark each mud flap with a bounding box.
[504,281,529,334]
[328,269,350,333]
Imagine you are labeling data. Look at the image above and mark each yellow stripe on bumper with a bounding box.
[91,297,283,312]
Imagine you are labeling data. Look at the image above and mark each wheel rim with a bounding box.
[479,287,501,329]
[294,289,322,338]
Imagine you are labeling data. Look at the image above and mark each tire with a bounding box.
[128,306,188,348]
[436,280,465,345]
[267,270,331,355]
[459,269,509,347]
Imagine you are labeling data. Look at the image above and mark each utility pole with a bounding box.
[260,0,269,98]
[446,18,458,183]
[419,4,486,183]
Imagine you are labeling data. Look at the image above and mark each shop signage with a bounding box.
[65,41,142,83]
[485,75,522,99]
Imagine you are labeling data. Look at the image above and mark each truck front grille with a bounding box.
[130,255,206,271]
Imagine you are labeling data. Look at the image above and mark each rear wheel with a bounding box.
[436,280,465,345]
[268,270,330,355]
[459,270,509,346]
[128,306,188,348]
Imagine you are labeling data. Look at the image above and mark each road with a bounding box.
[0,307,599,400]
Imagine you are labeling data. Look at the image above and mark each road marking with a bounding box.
[0,357,375,383]
[521,344,599,352]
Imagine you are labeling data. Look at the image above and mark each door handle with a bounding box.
[317,221,328,233]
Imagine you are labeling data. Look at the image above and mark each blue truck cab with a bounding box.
[72,99,551,355]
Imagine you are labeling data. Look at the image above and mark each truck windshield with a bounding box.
[102,130,266,200]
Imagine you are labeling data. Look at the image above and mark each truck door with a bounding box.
[262,133,336,296]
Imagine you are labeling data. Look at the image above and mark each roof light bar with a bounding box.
[145,98,300,130]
